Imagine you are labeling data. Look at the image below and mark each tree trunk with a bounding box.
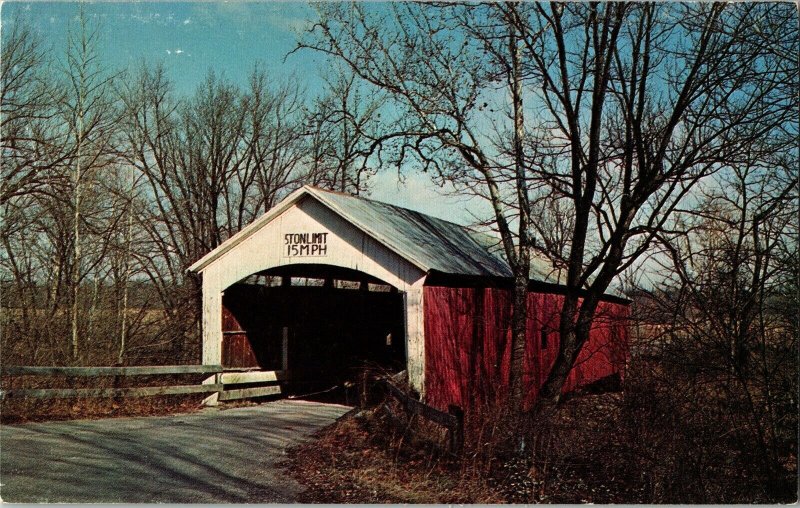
[536,293,600,412]
[508,271,529,414]
[71,129,82,361]
[118,196,134,364]
[506,3,531,420]
[341,92,348,193]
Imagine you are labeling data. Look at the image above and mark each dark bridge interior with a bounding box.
[221,264,406,395]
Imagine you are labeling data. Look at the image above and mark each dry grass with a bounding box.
[0,394,207,424]
[288,362,798,504]
[287,406,505,504]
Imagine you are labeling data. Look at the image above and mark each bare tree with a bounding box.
[642,152,798,490]
[59,6,120,360]
[509,2,796,409]
[228,67,307,224]
[2,11,310,367]
[299,1,797,415]
[299,3,536,415]
[118,63,308,360]
[305,66,382,195]
[1,9,126,365]
[0,17,65,206]
[1,18,54,360]
[1,20,65,346]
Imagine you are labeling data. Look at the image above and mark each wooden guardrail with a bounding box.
[379,378,464,454]
[3,365,223,377]
[0,365,224,400]
[0,365,290,402]
[216,370,286,401]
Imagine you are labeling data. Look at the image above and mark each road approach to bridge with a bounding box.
[0,399,350,503]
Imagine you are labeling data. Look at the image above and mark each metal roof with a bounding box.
[188,186,588,290]
[311,187,514,278]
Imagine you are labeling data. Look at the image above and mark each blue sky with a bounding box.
[0,1,488,224]
[2,2,323,96]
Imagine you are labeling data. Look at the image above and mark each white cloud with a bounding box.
[130,12,174,26]
[130,13,150,24]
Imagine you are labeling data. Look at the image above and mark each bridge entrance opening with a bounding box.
[221,264,406,398]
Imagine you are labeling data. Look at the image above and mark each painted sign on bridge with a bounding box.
[284,232,328,256]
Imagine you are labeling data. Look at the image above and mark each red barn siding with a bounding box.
[221,305,259,369]
[424,286,629,412]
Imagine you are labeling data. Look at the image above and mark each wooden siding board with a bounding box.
[423,286,629,412]
[202,275,223,366]
[188,186,309,272]
[204,198,425,293]
[218,385,281,401]
[405,283,425,394]
[220,370,285,384]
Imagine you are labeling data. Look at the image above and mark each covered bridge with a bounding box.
[189,186,629,410]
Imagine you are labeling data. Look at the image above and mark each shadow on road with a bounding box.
[0,400,350,503]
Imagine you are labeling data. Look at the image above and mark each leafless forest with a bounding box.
[1,6,383,366]
[1,2,797,503]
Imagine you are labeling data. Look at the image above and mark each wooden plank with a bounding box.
[405,284,426,394]
[383,380,457,428]
[383,378,407,400]
[218,385,281,401]
[222,333,259,369]
[406,397,457,427]
[1,384,223,399]
[220,370,285,385]
[1,365,223,377]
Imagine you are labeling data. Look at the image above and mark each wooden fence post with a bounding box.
[448,405,464,455]
[379,378,465,456]
[113,362,123,405]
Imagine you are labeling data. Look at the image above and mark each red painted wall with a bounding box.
[221,305,259,369]
[423,286,629,412]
